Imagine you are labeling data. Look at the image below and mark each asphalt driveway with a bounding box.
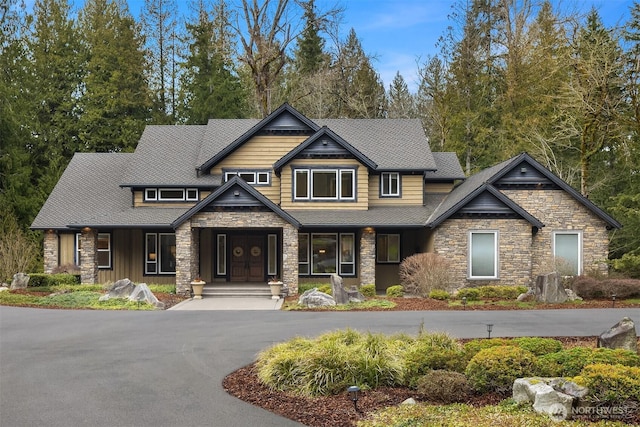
[1,306,639,427]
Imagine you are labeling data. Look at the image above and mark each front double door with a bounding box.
[230,235,265,282]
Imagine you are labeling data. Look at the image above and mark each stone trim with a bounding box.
[43,231,59,274]
[359,229,376,286]
[79,228,98,284]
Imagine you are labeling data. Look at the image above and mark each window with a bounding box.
[144,188,198,202]
[216,234,226,276]
[224,171,270,185]
[268,234,278,276]
[380,172,400,197]
[298,233,355,276]
[293,168,356,201]
[554,231,581,275]
[377,234,400,263]
[145,233,176,275]
[75,233,111,269]
[469,231,498,279]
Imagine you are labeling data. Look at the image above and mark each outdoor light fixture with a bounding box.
[347,385,360,412]
[612,294,617,308]
[462,296,467,310]
[486,324,493,339]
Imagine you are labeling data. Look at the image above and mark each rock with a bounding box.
[517,289,536,302]
[534,272,568,303]
[128,283,164,309]
[0,286,9,292]
[298,288,336,308]
[100,278,135,300]
[565,289,583,302]
[401,398,416,405]
[513,377,580,421]
[331,274,349,304]
[597,317,638,352]
[347,286,365,303]
[10,273,30,290]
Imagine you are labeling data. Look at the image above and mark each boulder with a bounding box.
[534,272,568,303]
[298,288,336,308]
[100,278,135,300]
[331,274,349,304]
[597,317,638,352]
[128,283,164,309]
[0,285,9,292]
[517,289,536,302]
[513,377,585,421]
[347,286,365,303]
[565,289,583,302]
[10,273,29,290]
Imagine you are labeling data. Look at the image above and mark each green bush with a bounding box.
[360,284,376,297]
[404,333,466,384]
[511,337,563,356]
[612,253,640,279]
[463,338,512,359]
[537,347,640,377]
[476,285,529,299]
[317,284,332,295]
[297,283,327,294]
[416,370,471,403]
[456,287,480,301]
[465,346,538,394]
[428,289,450,300]
[574,363,640,403]
[28,273,80,287]
[386,285,404,297]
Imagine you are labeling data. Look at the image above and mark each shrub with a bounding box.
[386,285,404,298]
[574,363,640,403]
[537,347,640,377]
[570,276,640,299]
[456,287,480,301]
[0,209,41,282]
[360,284,376,297]
[297,283,326,294]
[465,346,538,394]
[399,253,452,297]
[28,273,80,287]
[476,285,529,299]
[416,370,471,403]
[511,337,562,356]
[317,284,332,295]
[463,338,511,359]
[612,253,640,279]
[428,289,450,300]
[403,333,466,385]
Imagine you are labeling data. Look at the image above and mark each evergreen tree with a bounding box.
[177,0,246,123]
[78,0,153,152]
[416,55,451,151]
[387,71,415,118]
[293,0,325,76]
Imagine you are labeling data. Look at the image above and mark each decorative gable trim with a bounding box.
[197,103,320,173]
[427,184,544,229]
[273,126,377,174]
[171,176,301,228]
[488,153,622,229]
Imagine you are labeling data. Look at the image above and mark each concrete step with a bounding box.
[202,284,272,298]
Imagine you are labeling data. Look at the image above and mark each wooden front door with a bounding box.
[230,235,264,282]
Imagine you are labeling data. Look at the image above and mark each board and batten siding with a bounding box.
[279,158,369,210]
[209,135,308,205]
[59,233,76,266]
[368,174,424,206]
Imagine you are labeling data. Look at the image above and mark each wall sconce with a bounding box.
[81,227,92,233]
[486,324,493,339]
[462,296,467,310]
[363,227,375,234]
[347,385,360,412]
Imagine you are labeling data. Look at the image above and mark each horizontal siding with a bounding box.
[134,190,203,208]
[369,175,423,206]
[280,159,368,210]
[424,182,454,193]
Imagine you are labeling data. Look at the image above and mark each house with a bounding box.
[31,103,621,296]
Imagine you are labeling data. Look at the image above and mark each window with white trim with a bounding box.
[377,234,400,263]
[380,172,400,197]
[216,234,226,276]
[293,168,355,201]
[224,171,270,185]
[144,188,198,201]
[145,233,176,274]
[469,231,498,279]
[75,233,111,269]
[553,231,582,275]
[297,233,355,276]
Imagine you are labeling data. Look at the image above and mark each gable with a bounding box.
[260,110,316,134]
[452,191,522,218]
[492,159,558,189]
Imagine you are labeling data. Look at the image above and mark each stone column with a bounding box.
[43,230,59,273]
[359,228,376,287]
[282,224,298,294]
[175,222,193,296]
[80,228,98,284]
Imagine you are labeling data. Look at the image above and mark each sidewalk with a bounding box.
[169,296,284,310]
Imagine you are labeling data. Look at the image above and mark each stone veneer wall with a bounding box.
[433,218,533,288]
[43,231,59,274]
[175,211,299,296]
[79,228,98,284]
[359,230,376,286]
[502,189,611,276]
